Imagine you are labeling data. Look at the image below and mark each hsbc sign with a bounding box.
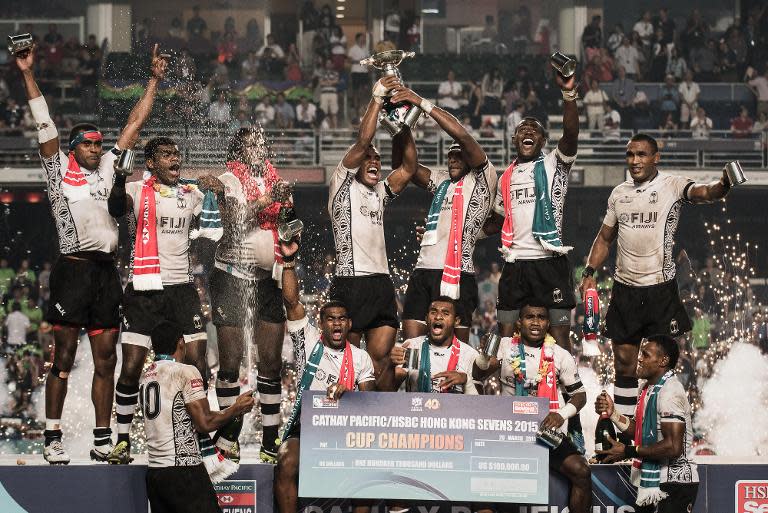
[736,480,768,513]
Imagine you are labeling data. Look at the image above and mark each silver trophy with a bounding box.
[536,426,565,450]
[550,51,577,78]
[278,219,304,243]
[403,347,420,371]
[114,149,135,177]
[723,161,747,187]
[482,333,502,359]
[7,34,33,56]
[360,50,423,136]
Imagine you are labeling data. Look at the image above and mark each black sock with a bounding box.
[44,429,62,446]
[93,427,112,449]
[257,375,282,449]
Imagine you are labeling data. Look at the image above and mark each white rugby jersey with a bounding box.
[492,148,577,261]
[328,159,396,276]
[40,148,120,255]
[603,172,693,286]
[497,338,584,433]
[126,181,204,285]
[140,359,206,468]
[416,161,497,273]
[215,172,281,275]
[643,375,699,484]
[401,336,479,394]
[287,316,375,390]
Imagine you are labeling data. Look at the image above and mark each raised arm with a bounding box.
[108,174,132,217]
[186,391,254,433]
[386,126,418,194]
[390,87,487,168]
[16,46,59,158]
[579,223,618,294]
[341,75,402,169]
[556,73,579,157]
[685,170,731,203]
[116,44,168,151]
[280,239,305,321]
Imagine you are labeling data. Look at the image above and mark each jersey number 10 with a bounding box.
[139,381,161,420]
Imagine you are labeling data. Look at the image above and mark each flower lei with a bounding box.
[510,334,557,391]
[153,182,197,199]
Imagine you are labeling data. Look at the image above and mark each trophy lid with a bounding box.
[360,49,416,68]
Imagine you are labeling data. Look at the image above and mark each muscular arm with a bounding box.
[686,173,731,203]
[557,75,579,157]
[280,240,305,321]
[386,127,418,194]
[107,175,133,217]
[186,391,253,433]
[116,45,168,150]
[585,223,618,272]
[17,50,59,158]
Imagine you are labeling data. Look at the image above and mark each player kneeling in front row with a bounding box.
[595,335,699,513]
[141,321,254,513]
[391,296,480,394]
[473,303,591,513]
[274,238,375,513]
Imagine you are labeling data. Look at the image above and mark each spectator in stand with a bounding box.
[0,259,14,299]
[658,112,679,137]
[730,105,754,138]
[522,89,546,123]
[437,70,463,117]
[584,80,609,130]
[274,92,295,129]
[633,11,655,51]
[479,67,503,115]
[583,50,614,87]
[655,8,676,46]
[666,46,688,82]
[615,37,642,79]
[754,112,768,141]
[300,0,320,67]
[208,90,232,125]
[347,33,370,113]
[747,67,768,118]
[581,15,603,61]
[295,96,317,129]
[3,98,23,129]
[610,66,636,128]
[659,74,681,123]
[726,27,749,78]
[502,81,521,115]
[603,103,622,142]
[241,51,260,82]
[329,26,347,71]
[690,106,713,139]
[38,262,51,306]
[241,18,262,53]
[15,259,35,288]
[607,23,625,54]
[4,302,30,349]
[217,17,239,65]
[285,44,303,83]
[505,102,525,136]
[648,28,669,82]
[318,58,339,128]
[632,89,654,129]
[77,44,101,112]
[23,298,42,343]
[258,34,285,60]
[167,18,185,41]
[259,47,284,81]
[682,9,708,57]
[679,70,700,125]
[229,110,251,131]
[689,38,717,82]
[42,24,64,70]
[255,96,276,127]
[186,5,208,40]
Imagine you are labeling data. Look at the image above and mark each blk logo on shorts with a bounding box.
[552,288,563,303]
[217,307,226,320]
[670,318,679,334]
[55,303,66,315]
[193,314,203,330]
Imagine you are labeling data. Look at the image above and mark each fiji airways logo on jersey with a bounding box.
[618,211,658,227]
[159,216,187,229]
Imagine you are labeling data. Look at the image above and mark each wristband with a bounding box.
[561,89,578,102]
[581,265,595,278]
[557,402,578,420]
[624,444,638,459]
[610,410,631,432]
[475,353,491,370]
[419,98,434,114]
[282,260,296,269]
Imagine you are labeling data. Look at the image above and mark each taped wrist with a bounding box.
[29,96,58,143]
[419,98,434,114]
[475,353,491,370]
[557,402,578,420]
[372,79,389,100]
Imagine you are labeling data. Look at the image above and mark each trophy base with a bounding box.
[378,105,424,137]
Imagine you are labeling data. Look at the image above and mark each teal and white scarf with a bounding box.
[180,178,223,241]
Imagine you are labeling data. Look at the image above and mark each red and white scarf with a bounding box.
[132,174,163,291]
[338,340,356,390]
[500,161,516,247]
[439,178,465,299]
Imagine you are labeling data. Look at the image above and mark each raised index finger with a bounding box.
[152,43,159,59]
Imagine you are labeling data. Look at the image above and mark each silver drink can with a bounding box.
[724,161,747,187]
[7,34,33,56]
[114,149,135,176]
[550,51,577,78]
[483,333,502,358]
[536,427,564,449]
[278,219,304,242]
[403,347,420,370]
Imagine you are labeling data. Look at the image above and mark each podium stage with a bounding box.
[0,455,764,513]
